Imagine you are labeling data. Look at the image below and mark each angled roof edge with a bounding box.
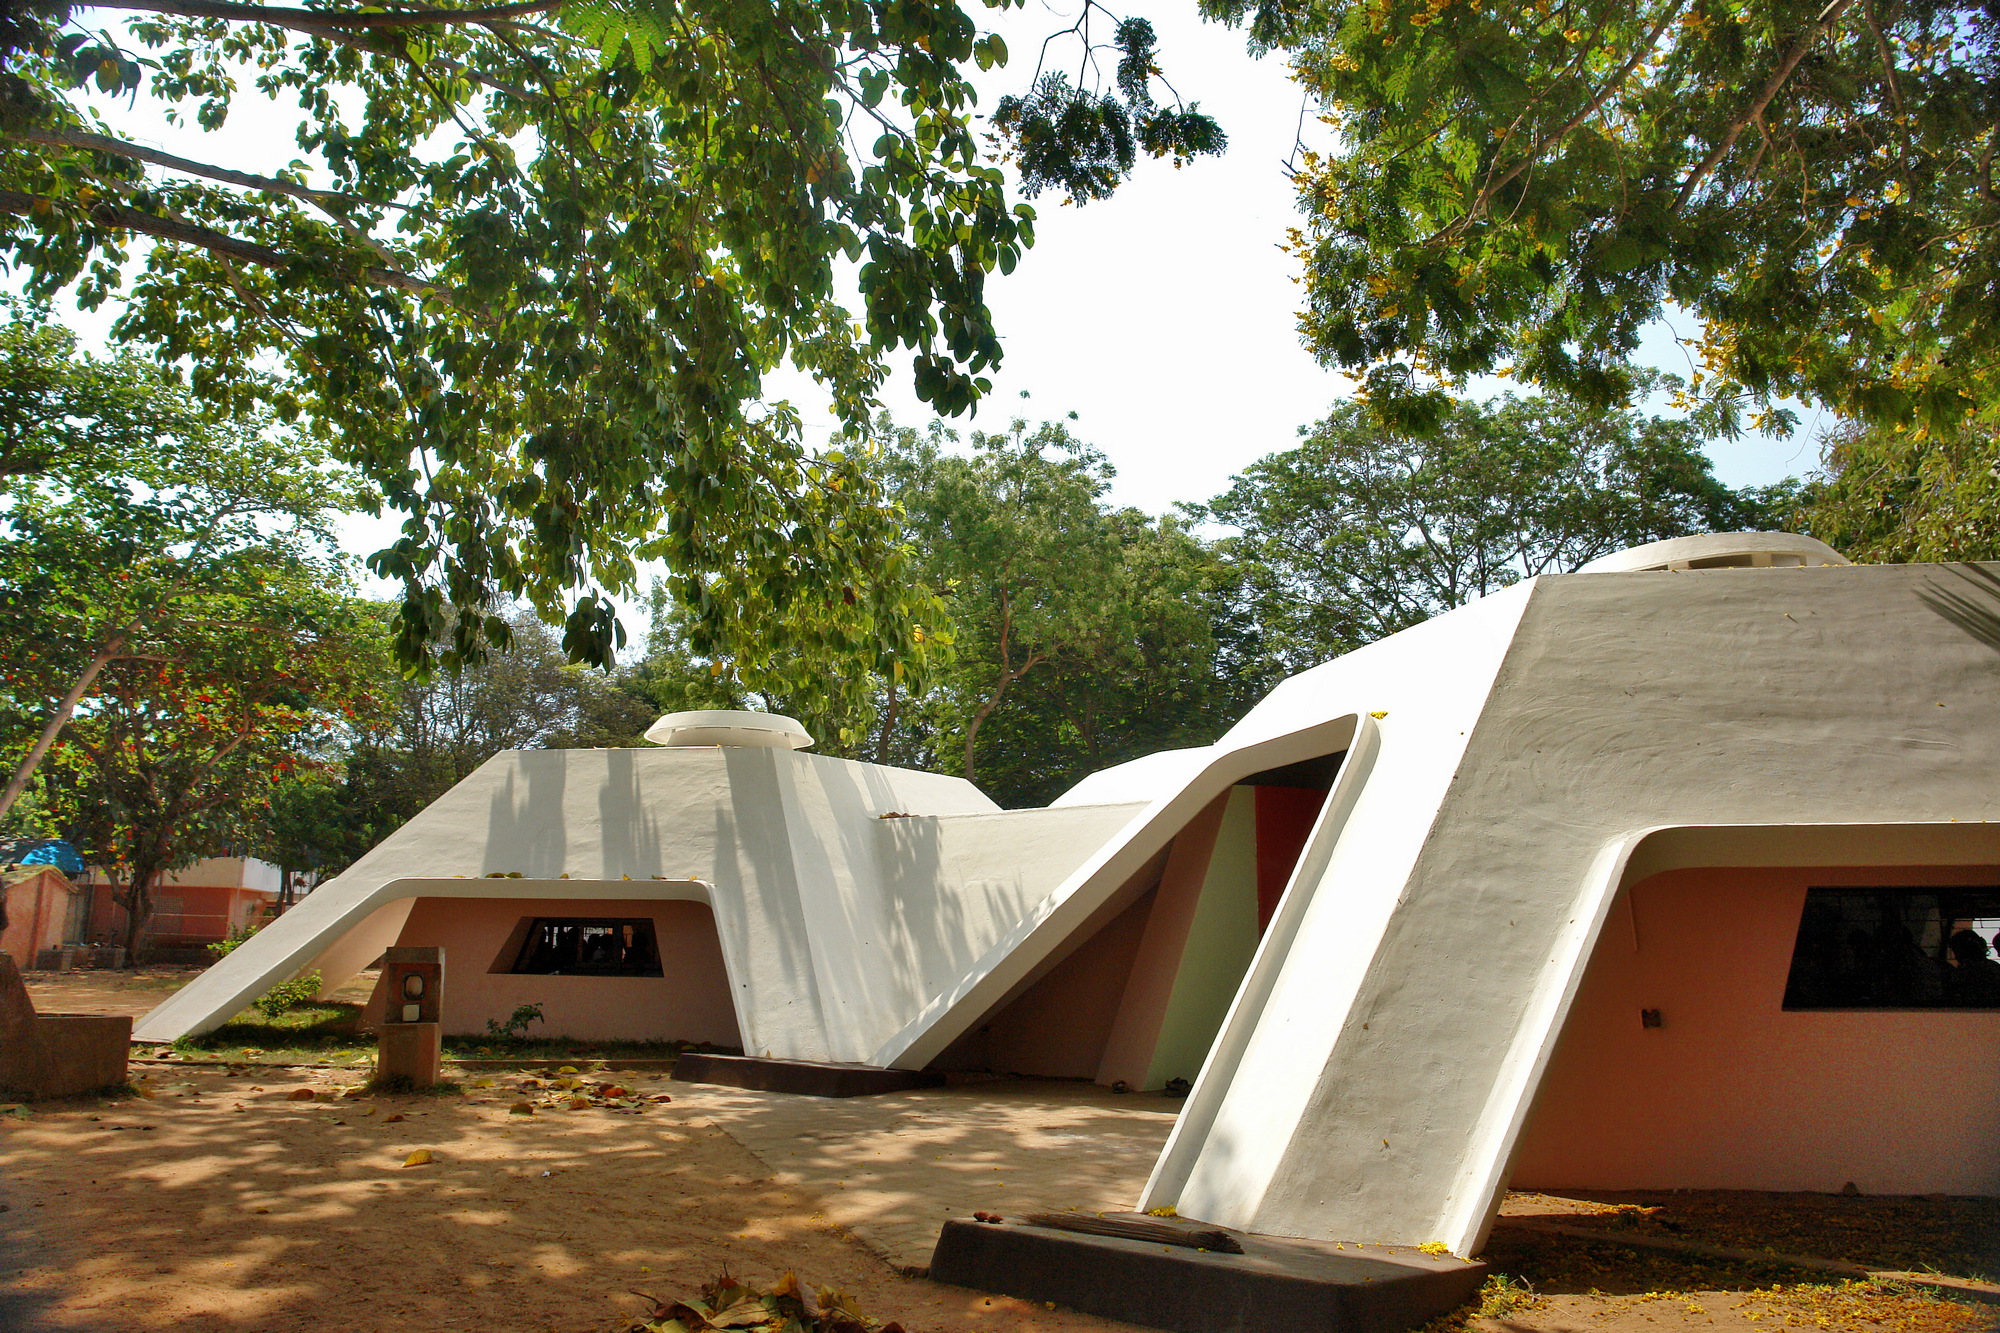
[871,713,1363,1070]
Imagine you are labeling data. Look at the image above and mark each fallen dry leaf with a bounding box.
[403,1149,433,1168]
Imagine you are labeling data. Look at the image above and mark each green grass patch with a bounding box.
[165,1001,375,1064]
[440,1036,715,1062]
[158,1013,727,1067]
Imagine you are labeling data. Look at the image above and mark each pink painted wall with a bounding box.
[1097,795,1228,1087]
[1511,865,2000,1196]
[1,871,74,964]
[1254,786,1325,932]
[366,897,741,1046]
[78,881,269,946]
[933,887,1159,1079]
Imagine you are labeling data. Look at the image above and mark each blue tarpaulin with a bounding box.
[0,838,86,878]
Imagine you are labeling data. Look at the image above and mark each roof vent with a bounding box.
[1576,532,1851,574]
[644,709,815,750]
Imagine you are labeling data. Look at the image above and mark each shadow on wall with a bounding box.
[1918,563,2000,657]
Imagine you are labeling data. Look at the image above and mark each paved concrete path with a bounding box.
[668,1078,1183,1271]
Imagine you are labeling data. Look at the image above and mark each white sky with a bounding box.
[43,1,1827,597]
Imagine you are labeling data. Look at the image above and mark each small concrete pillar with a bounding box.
[376,946,443,1087]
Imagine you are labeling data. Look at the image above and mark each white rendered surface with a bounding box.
[643,709,815,749]
[1149,583,1535,1233]
[1050,748,1210,808]
[136,749,1134,1055]
[1576,530,1849,572]
[868,708,1374,1070]
[1155,562,2000,1255]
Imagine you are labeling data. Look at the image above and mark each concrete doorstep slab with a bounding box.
[928,1214,1488,1333]
[671,1052,946,1098]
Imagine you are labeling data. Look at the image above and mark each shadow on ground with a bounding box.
[0,1071,1149,1333]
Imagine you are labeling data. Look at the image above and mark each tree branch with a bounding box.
[6,124,415,265]
[90,0,565,31]
[1453,0,1688,233]
[7,125,378,210]
[0,188,448,300]
[1672,0,1854,212]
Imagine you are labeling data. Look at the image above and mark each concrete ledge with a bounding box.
[671,1052,945,1098]
[2,1014,132,1099]
[928,1217,1488,1333]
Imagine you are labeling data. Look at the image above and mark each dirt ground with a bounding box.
[21,966,374,1019]
[5,969,1994,1333]
[0,1066,1155,1333]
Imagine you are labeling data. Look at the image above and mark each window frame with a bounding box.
[505,916,666,978]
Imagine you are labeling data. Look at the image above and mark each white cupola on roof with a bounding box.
[643,709,815,749]
[1577,531,1851,574]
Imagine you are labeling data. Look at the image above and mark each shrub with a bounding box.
[253,970,323,1017]
[207,924,259,959]
[486,1002,546,1039]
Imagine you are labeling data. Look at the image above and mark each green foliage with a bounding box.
[1204,385,1786,672]
[253,970,324,1018]
[0,306,359,828]
[1218,0,2000,437]
[1792,415,2000,562]
[486,1002,546,1040]
[207,924,258,959]
[0,0,1034,679]
[46,560,387,958]
[994,15,1226,203]
[871,416,1251,804]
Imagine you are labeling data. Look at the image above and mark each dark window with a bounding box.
[509,918,664,977]
[1783,888,2000,1010]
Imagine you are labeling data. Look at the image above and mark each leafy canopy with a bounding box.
[995,13,1227,202]
[49,559,384,957]
[0,306,356,823]
[1,0,1037,675]
[1203,384,1791,671]
[1794,412,2000,563]
[1212,0,2000,437]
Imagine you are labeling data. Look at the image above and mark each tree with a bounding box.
[879,419,1133,785]
[948,509,1263,806]
[872,417,1247,803]
[0,0,1215,679]
[0,306,353,826]
[1208,0,2000,439]
[1203,387,1790,672]
[251,605,667,882]
[1792,414,2000,563]
[52,563,383,960]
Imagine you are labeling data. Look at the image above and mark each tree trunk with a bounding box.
[876,676,900,766]
[960,672,1017,785]
[115,864,158,969]
[0,631,137,826]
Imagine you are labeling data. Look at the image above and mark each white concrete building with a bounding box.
[139,536,2000,1256]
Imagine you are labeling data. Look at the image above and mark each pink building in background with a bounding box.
[69,857,283,957]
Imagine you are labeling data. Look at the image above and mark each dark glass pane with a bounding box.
[1784,888,2000,1010]
[508,918,665,977]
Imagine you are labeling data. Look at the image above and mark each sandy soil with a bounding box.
[19,967,375,1020]
[0,1068,1152,1333]
[6,971,1991,1333]
[6,1072,1990,1333]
